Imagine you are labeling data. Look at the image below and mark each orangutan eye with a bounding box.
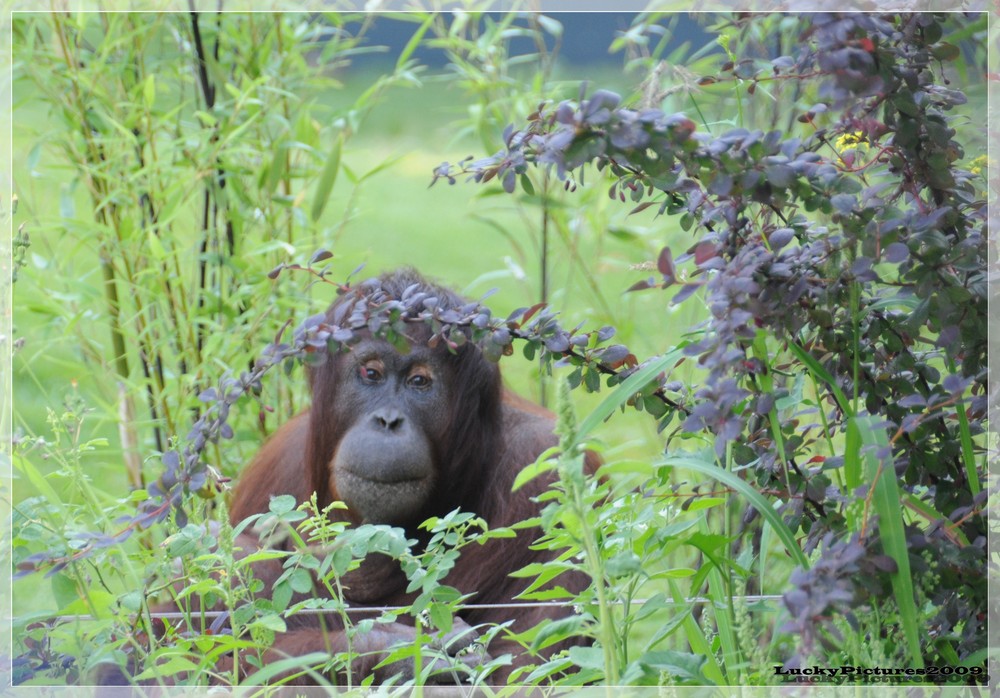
[360,361,384,383]
[407,371,433,389]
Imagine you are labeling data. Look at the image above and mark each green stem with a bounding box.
[947,358,980,496]
[850,281,861,414]
[751,334,792,496]
[573,479,619,686]
[99,252,131,382]
[538,173,551,408]
[809,371,845,490]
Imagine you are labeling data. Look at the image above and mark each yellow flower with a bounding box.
[834,130,866,151]
[968,155,988,175]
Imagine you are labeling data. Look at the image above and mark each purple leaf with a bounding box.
[309,249,334,265]
[671,283,702,305]
[657,247,676,283]
[627,278,655,293]
[769,228,795,250]
[884,242,909,263]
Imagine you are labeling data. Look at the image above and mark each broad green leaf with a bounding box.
[288,567,313,594]
[133,654,201,682]
[250,613,287,633]
[684,496,726,513]
[529,614,587,652]
[428,601,453,633]
[58,590,116,618]
[511,447,559,491]
[51,572,79,611]
[268,494,297,515]
[568,645,605,671]
[271,579,292,613]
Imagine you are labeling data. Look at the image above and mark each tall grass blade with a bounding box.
[844,417,862,496]
[668,579,725,685]
[577,347,684,439]
[787,341,851,415]
[706,564,740,679]
[855,415,923,669]
[657,454,809,571]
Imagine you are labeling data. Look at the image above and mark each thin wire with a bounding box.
[26,595,787,625]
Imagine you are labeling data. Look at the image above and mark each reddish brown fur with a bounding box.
[225,388,598,684]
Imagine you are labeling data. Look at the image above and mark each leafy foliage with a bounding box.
[439,11,988,672]
[10,9,989,689]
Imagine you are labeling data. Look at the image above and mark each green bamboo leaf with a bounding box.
[706,564,740,677]
[147,230,166,261]
[759,519,772,594]
[264,140,287,195]
[217,109,262,148]
[59,184,75,219]
[867,295,920,313]
[855,415,923,669]
[536,14,563,37]
[396,14,434,70]
[194,109,217,127]
[27,142,42,173]
[657,454,810,571]
[358,152,408,184]
[143,74,155,109]
[310,134,343,223]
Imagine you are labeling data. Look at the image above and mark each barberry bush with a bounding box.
[437,11,989,674]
